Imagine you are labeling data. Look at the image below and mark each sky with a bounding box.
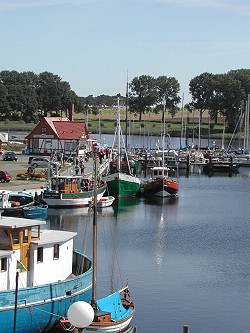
[0,0,250,103]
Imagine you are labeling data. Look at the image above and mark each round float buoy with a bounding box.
[67,301,94,328]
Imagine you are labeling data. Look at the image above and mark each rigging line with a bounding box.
[29,306,44,333]
[106,214,124,287]
[79,209,91,258]
[31,305,64,317]
[101,217,114,286]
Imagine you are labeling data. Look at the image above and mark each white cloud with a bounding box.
[0,0,93,11]
[156,0,250,15]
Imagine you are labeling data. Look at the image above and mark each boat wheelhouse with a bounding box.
[42,175,107,207]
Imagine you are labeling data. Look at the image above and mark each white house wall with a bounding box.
[30,138,85,155]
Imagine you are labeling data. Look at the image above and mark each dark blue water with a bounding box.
[46,167,250,333]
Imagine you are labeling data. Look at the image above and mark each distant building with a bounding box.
[0,133,8,152]
[26,107,90,156]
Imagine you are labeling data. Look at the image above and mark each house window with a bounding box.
[37,247,43,263]
[54,244,60,259]
[1,257,7,271]
[41,127,47,133]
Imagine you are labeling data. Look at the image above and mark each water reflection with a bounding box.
[143,196,179,206]
[112,196,140,216]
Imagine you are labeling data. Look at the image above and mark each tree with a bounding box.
[18,71,39,122]
[0,84,9,118]
[129,75,157,120]
[37,71,70,116]
[228,69,250,100]
[209,73,245,132]
[156,76,181,121]
[188,72,215,124]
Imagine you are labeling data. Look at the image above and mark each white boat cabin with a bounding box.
[150,166,170,179]
[0,215,77,290]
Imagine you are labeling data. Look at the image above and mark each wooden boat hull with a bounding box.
[104,172,140,198]
[0,250,92,333]
[143,177,179,197]
[56,289,135,333]
[42,184,107,207]
[85,316,134,332]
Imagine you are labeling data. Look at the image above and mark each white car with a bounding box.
[31,157,50,168]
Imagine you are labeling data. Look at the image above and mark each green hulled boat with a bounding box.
[103,95,141,198]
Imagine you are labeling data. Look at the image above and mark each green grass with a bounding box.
[0,111,229,140]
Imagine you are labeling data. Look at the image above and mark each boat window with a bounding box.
[0,257,7,271]
[31,226,39,239]
[37,247,43,263]
[53,244,60,259]
[12,229,20,245]
[23,229,29,243]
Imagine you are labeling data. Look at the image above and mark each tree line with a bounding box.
[1,69,250,133]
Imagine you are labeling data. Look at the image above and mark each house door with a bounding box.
[33,139,39,154]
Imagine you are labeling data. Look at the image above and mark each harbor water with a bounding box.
[46,166,250,333]
[7,131,249,332]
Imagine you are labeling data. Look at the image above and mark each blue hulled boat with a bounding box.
[0,215,92,333]
[23,203,48,218]
[0,190,35,215]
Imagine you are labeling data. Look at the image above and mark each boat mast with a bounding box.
[117,94,121,172]
[163,98,167,177]
[125,71,129,150]
[180,93,184,149]
[244,95,250,151]
[91,155,98,309]
[13,271,19,333]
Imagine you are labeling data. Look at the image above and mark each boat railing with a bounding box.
[72,250,92,276]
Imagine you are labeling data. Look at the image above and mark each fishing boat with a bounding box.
[142,101,179,198]
[0,190,34,215]
[103,95,141,198]
[0,214,92,333]
[42,174,107,207]
[22,203,48,218]
[57,156,135,333]
[142,166,179,197]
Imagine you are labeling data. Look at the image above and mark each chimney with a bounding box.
[69,103,74,122]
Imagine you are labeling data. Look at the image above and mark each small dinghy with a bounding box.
[23,203,48,218]
[89,196,115,208]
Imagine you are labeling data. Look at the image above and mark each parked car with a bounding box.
[31,157,50,168]
[0,170,12,182]
[3,151,18,161]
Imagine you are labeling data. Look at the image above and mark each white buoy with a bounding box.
[67,301,94,328]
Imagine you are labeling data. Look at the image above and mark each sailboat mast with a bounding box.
[125,71,129,150]
[91,156,98,308]
[117,94,121,172]
[180,93,184,149]
[163,98,166,178]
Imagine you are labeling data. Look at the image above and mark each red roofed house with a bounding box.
[26,110,89,156]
